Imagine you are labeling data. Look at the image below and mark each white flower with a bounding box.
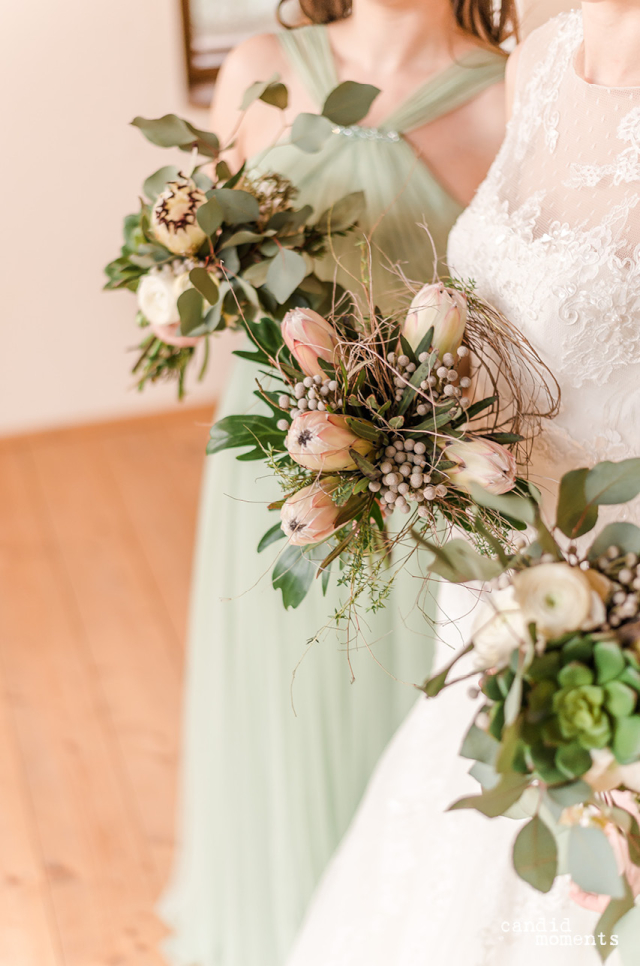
[137,270,180,325]
[471,586,527,670]
[512,563,594,640]
[584,749,640,795]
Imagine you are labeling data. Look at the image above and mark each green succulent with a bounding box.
[553,684,612,749]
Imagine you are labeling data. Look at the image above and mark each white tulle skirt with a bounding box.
[285,583,629,966]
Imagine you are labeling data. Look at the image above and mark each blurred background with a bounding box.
[0,1,574,964]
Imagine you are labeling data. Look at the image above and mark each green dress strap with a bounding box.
[382,49,506,134]
[277,25,339,108]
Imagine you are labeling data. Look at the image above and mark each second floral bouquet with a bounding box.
[209,278,559,613]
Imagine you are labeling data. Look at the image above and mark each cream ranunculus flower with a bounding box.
[137,269,180,325]
[512,563,594,640]
[471,586,528,670]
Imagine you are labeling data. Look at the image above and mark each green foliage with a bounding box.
[265,248,308,303]
[290,113,334,153]
[321,81,381,126]
[207,414,285,461]
[568,825,625,899]
[512,817,558,893]
[131,114,220,157]
[272,543,326,609]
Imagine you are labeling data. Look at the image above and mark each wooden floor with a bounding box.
[0,405,214,966]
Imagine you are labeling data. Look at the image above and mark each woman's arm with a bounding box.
[505,44,522,122]
[209,33,289,171]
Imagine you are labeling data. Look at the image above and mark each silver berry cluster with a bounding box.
[387,346,471,415]
[368,437,447,517]
[275,375,343,431]
[593,545,640,628]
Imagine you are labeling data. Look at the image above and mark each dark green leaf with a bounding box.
[322,81,381,126]
[189,267,219,305]
[272,543,325,609]
[512,816,558,893]
[257,523,286,553]
[207,414,284,460]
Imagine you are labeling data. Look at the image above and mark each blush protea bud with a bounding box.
[280,481,341,546]
[281,308,339,378]
[151,178,207,254]
[403,282,467,357]
[444,438,517,495]
[285,411,375,471]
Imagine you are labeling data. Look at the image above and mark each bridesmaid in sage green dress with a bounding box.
[160,2,512,964]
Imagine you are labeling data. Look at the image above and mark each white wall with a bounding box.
[2,0,244,436]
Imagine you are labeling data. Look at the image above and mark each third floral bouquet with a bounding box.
[424,459,640,954]
[209,277,559,613]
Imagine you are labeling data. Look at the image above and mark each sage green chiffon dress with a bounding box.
[160,26,504,966]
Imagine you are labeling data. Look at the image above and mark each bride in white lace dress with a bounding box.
[284,8,640,965]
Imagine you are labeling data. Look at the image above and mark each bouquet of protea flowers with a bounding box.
[209,278,559,612]
[424,458,640,953]
[104,92,361,397]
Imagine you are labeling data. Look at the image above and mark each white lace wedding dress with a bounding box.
[285,13,640,965]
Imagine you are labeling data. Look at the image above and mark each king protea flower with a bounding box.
[280,481,340,546]
[444,438,517,495]
[285,411,375,471]
[281,308,339,378]
[403,282,467,357]
[151,178,207,254]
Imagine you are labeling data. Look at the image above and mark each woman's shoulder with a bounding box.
[217,32,287,82]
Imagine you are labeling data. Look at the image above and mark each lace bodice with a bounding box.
[449,11,640,487]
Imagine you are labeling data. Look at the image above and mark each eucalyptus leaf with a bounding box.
[265,248,307,303]
[594,878,635,964]
[589,522,640,561]
[189,267,219,305]
[449,773,530,818]
[210,188,260,225]
[546,780,592,808]
[240,74,278,111]
[322,81,381,126]
[512,816,558,894]
[197,196,224,237]
[585,458,640,506]
[290,112,334,153]
[556,467,598,538]
[315,191,366,233]
[177,288,203,335]
[460,723,499,766]
[131,113,196,147]
[422,538,504,584]
[568,825,625,898]
[467,485,537,527]
[143,165,180,201]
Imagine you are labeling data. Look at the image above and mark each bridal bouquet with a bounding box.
[103,83,364,397]
[424,458,640,951]
[209,278,558,612]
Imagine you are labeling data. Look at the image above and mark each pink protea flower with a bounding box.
[281,308,339,378]
[444,438,517,495]
[280,481,341,546]
[285,411,375,471]
[403,282,467,357]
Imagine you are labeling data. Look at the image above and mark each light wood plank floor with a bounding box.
[0,405,214,966]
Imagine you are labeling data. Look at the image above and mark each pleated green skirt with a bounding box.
[159,355,435,966]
